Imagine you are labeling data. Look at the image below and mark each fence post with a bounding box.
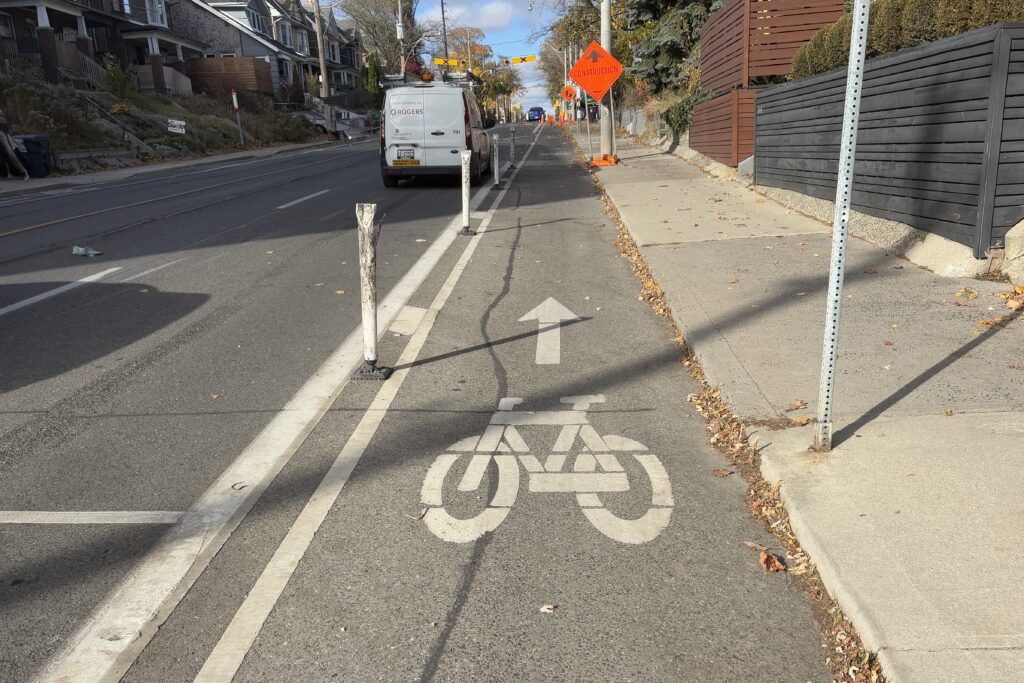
[459,150,475,236]
[492,134,501,189]
[814,0,872,451]
[353,203,391,380]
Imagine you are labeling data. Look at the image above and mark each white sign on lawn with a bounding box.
[167,119,186,134]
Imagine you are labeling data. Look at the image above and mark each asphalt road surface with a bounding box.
[0,126,828,682]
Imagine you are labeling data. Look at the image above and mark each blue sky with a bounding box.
[415,0,560,109]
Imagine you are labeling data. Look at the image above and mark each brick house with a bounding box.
[0,0,203,94]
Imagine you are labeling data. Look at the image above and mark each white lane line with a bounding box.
[276,189,330,210]
[0,511,183,524]
[195,130,545,682]
[32,149,518,683]
[121,258,185,282]
[0,267,122,318]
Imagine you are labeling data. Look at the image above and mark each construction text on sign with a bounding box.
[567,40,623,102]
[560,85,576,101]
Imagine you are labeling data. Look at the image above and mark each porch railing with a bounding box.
[53,39,106,88]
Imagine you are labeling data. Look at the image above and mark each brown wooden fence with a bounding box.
[690,90,757,166]
[699,0,845,97]
[187,56,273,96]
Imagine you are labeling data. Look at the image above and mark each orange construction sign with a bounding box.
[568,40,623,102]
[560,85,575,101]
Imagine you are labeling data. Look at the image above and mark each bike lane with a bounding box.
[205,130,829,681]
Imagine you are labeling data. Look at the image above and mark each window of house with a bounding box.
[146,0,167,27]
[296,30,307,53]
[0,14,14,39]
[246,9,266,35]
[122,0,131,14]
[276,22,292,47]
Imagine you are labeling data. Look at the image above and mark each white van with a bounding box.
[380,81,494,188]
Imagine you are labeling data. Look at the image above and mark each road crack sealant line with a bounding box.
[33,127,546,683]
[565,130,888,683]
[194,125,546,683]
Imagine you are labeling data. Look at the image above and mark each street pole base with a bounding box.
[354,360,392,381]
[491,183,502,191]
[589,154,618,167]
[459,227,477,236]
[812,421,833,452]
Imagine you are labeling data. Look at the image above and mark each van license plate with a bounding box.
[393,159,420,166]
[397,149,415,159]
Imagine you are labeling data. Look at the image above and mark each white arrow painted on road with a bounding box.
[519,298,580,365]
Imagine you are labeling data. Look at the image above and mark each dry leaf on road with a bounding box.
[954,287,978,300]
[790,416,812,426]
[863,266,878,274]
[944,409,954,416]
[711,468,735,478]
[884,340,894,346]
[743,541,768,552]
[758,550,786,572]
[785,399,807,412]
[539,604,557,614]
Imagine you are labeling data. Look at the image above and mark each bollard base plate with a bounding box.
[458,227,477,236]
[354,360,392,381]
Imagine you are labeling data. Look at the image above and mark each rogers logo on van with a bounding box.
[390,108,424,115]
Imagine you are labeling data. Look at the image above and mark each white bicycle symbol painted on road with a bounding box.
[420,395,674,544]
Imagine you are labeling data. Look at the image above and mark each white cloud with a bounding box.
[421,0,517,31]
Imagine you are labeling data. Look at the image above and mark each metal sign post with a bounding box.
[354,203,392,380]
[814,0,872,451]
[459,150,475,236]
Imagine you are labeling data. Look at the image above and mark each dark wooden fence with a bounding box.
[755,23,1024,258]
[187,56,274,97]
[691,90,757,165]
[699,0,845,96]
[693,0,843,164]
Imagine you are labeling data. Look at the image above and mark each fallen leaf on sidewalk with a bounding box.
[977,315,1009,329]
[758,550,786,572]
[788,564,812,576]
[884,340,894,346]
[944,409,954,416]
[660,219,668,223]
[790,416,813,426]
[863,266,878,274]
[743,541,768,551]
[954,287,978,299]
[728,277,739,284]
[711,468,734,478]
[314,282,325,287]
[210,394,220,400]
[785,399,807,412]
[686,393,698,402]
[539,604,557,614]
[335,289,346,295]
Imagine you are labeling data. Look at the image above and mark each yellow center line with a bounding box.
[0,152,355,240]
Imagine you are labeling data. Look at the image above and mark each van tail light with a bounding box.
[465,109,472,148]
[380,112,386,150]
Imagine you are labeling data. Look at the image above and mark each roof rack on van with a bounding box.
[442,71,483,87]
[379,73,441,88]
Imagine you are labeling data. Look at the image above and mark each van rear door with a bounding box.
[421,88,466,168]
[385,91,425,168]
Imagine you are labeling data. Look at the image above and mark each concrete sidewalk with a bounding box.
[578,131,1024,682]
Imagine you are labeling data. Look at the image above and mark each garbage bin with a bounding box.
[14,134,52,178]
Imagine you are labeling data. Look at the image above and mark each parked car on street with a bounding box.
[527,106,545,122]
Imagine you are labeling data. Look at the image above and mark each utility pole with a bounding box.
[309,0,333,134]
[599,0,611,156]
[440,0,449,60]
[397,0,405,76]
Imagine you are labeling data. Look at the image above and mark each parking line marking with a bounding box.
[32,145,529,683]
[0,511,183,524]
[195,134,545,683]
[276,189,330,210]
[0,267,122,318]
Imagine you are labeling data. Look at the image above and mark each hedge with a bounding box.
[792,0,1024,79]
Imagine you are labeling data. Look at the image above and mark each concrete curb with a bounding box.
[757,435,905,682]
